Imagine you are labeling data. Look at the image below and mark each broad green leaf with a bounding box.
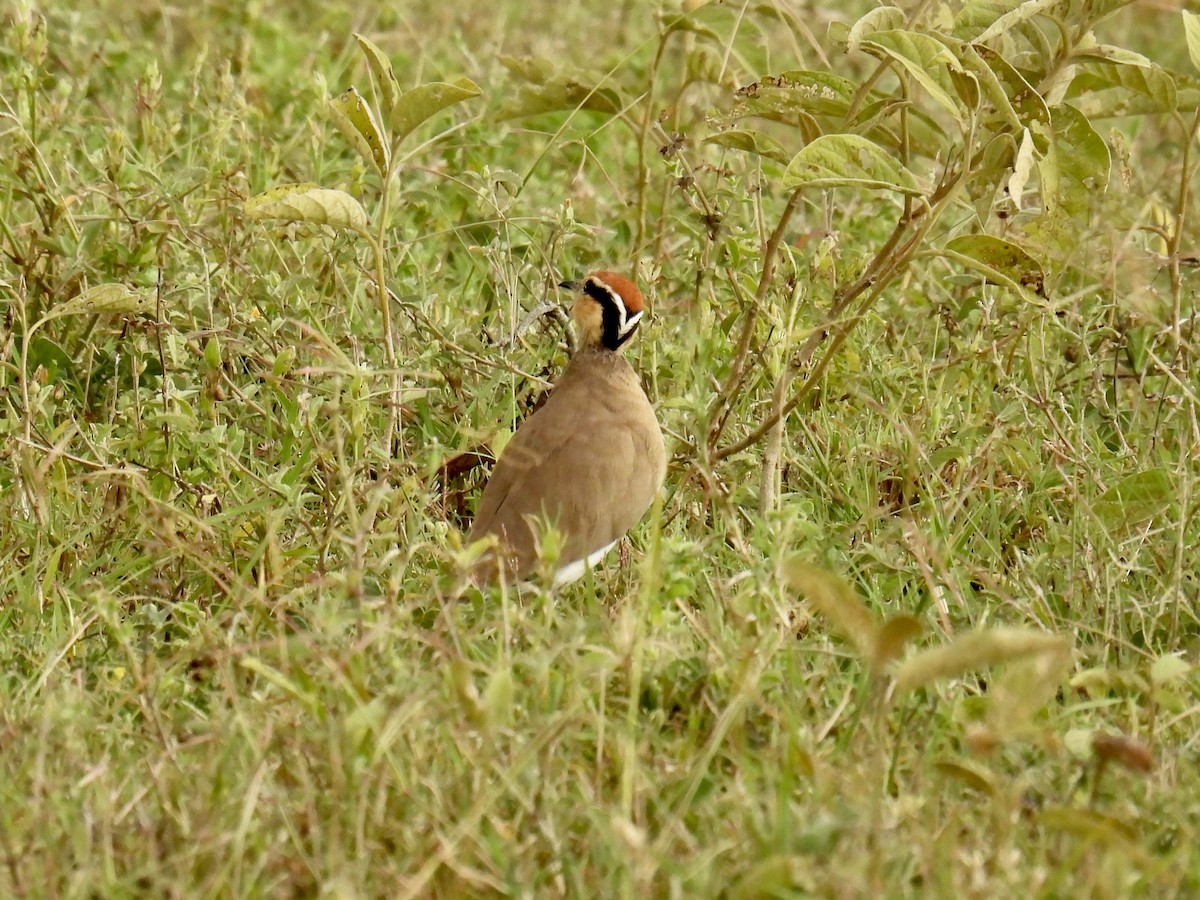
[943,234,1046,296]
[784,134,921,194]
[482,667,514,730]
[704,129,791,164]
[329,86,389,176]
[1184,10,1200,74]
[498,78,622,120]
[847,6,906,53]
[959,43,1023,133]
[954,0,1059,44]
[1075,60,1176,117]
[1069,47,1177,114]
[390,77,481,142]
[892,627,1070,696]
[1092,467,1174,529]
[782,559,880,661]
[353,33,401,116]
[49,283,154,319]
[728,71,857,127]
[971,45,1051,150]
[859,31,965,123]
[244,184,370,236]
[1040,103,1109,217]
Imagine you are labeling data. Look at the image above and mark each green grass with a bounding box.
[3,0,1200,895]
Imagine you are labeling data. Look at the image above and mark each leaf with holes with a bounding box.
[1069,46,1177,115]
[390,78,481,143]
[971,45,1051,150]
[943,234,1046,296]
[330,86,389,176]
[50,283,155,319]
[784,134,921,194]
[244,184,370,236]
[353,33,401,116]
[499,55,558,85]
[1041,104,1110,218]
[729,71,857,126]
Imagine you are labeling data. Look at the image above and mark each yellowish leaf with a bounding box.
[51,283,154,319]
[892,627,1070,696]
[330,86,389,175]
[244,184,370,236]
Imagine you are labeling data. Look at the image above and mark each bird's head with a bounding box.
[558,271,645,352]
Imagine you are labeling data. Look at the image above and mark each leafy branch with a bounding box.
[242,35,480,459]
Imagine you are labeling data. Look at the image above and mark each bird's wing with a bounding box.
[468,383,662,580]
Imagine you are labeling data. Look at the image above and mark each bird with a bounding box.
[467,270,666,585]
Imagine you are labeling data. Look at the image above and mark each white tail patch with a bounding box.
[552,538,619,586]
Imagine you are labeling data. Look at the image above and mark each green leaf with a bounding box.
[970,45,1051,150]
[858,30,965,123]
[943,234,1046,296]
[49,283,154,319]
[500,85,622,120]
[954,0,1059,44]
[1092,468,1174,530]
[784,134,921,194]
[959,43,1022,133]
[389,77,481,143]
[846,6,907,53]
[244,184,371,236]
[353,33,401,116]
[329,86,389,176]
[1184,10,1200,74]
[727,71,856,133]
[1069,47,1177,115]
[704,129,791,164]
[1040,103,1110,217]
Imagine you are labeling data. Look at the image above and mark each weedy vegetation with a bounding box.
[3,0,1200,895]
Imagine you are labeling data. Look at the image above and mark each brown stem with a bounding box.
[714,170,961,463]
[633,34,669,280]
[1167,105,1200,357]
[704,187,806,452]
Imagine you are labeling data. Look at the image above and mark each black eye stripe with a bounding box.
[584,279,640,350]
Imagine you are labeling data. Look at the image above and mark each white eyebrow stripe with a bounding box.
[618,309,642,337]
